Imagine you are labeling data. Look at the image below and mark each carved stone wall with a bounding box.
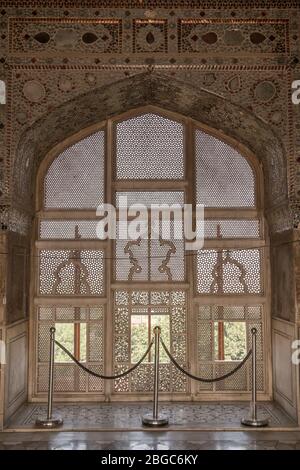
[0,0,299,423]
[0,0,298,234]
[13,73,289,228]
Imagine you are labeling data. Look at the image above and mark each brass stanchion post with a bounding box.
[142,326,169,427]
[241,327,268,427]
[36,327,63,428]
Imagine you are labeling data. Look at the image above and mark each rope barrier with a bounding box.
[35,326,268,429]
[54,338,154,380]
[160,338,252,383]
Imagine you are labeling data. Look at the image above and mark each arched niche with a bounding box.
[13,71,290,233]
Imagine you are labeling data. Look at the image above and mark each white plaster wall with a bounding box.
[272,318,298,422]
[4,320,28,425]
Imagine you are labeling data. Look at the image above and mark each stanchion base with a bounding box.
[241,417,269,427]
[35,417,63,428]
[142,414,169,427]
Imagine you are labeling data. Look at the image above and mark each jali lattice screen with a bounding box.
[36,306,104,394]
[113,290,188,394]
[196,305,265,393]
[34,111,269,400]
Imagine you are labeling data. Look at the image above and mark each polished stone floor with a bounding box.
[2,401,299,450]
[7,402,296,431]
[1,430,300,450]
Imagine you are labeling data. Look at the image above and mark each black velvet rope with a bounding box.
[160,338,252,383]
[54,339,154,380]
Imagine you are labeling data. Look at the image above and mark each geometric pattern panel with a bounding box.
[113,290,188,393]
[197,305,265,393]
[39,220,100,239]
[196,129,255,208]
[178,19,288,54]
[39,249,104,296]
[36,306,104,394]
[44,131,105,209]
[115,191,185,208]
[196,249,262,294]
[133,19,168,53]
[116,114,184,180]
[9,18,122,55]
[204,220,261,239]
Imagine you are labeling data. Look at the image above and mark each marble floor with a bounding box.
[1,430,300,450]
[2,401,299,450]
[7,401,296,431]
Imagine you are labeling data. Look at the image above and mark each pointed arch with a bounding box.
[13,72,289,233]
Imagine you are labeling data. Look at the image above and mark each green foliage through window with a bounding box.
[54,322,87,363]
[131,314,170,363]
[214,321,246,361]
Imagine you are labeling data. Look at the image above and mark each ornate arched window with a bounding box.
[33,107,269,400]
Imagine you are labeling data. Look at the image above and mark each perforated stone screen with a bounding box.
[116,191,185,208]
[44,131,105,209]
[196,249,262,294]
[197,305,265,393]
[39,249,104,296]
[113,290,188,394]
[115,220,185,282]
[36,306,104,394]
[204,220,261,239]
[196,129,255,207]
[115,114,184,180]
[34,110,267,400]
[40,220,100,239]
